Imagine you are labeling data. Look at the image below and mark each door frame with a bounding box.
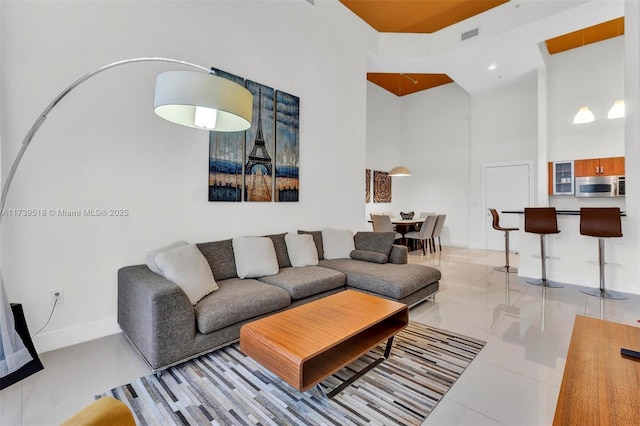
[481,160,535,250]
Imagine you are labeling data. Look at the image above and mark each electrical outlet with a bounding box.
[50,288,64,306]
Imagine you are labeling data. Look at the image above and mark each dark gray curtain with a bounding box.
[1,280,44,390]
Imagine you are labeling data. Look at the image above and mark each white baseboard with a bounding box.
[33,316,121,353]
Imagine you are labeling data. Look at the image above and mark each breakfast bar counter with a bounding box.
[502,209,633,293]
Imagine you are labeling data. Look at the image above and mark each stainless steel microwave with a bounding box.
[574,176,625,197]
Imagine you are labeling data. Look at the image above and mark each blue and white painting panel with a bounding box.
[275,91,299,202]
[208,68,245,202]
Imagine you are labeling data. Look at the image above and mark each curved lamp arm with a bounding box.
[0,57,252,225]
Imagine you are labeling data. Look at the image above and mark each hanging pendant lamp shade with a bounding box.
[154,71,253,132]
[389,166,412,176]
[573,106,595,124]
[607,99,625,119]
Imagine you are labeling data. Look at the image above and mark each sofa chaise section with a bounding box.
[319,259,440,307]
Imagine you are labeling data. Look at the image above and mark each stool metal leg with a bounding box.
[581,238,626,300]
[494,230,518,273]
[527,234,564,288]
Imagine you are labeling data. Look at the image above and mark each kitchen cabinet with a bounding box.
[574,157,624,177]
[548,160,574,195]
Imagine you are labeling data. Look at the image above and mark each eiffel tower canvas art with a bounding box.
[245,82,275,202]
[208,68,299,203]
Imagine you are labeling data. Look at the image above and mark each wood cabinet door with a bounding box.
[574,159,600,177]
[599,157,625,176]
[548,162,553,195]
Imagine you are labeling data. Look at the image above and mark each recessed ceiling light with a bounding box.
[488,64,497,71]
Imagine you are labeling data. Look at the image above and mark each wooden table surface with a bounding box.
[553,315,640,425]
[240,290,408,392]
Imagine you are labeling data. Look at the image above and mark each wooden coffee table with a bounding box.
[240,290,408,398]
[553,315,640,425]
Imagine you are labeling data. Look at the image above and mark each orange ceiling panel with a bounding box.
[546,17,625,55]
[367,73,454,96]
[340,0,509,33]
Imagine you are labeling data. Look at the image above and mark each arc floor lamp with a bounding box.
[0,57,253,389]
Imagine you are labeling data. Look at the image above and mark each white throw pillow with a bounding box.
[154,243,218,305]
[232,237,280,279]
[146,240,188,275]
[322,228,355,259]
[285,233,319,267]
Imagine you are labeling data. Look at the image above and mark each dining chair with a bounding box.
[404,215,437,254]
[369,212,394,220]
[414,212,435,231]
[371,214,402,240]
[431,214,447,251]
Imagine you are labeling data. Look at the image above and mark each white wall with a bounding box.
[468,78,538,248]
[623,0,640,297]
[364,82,402,221]
[0,1,377,351]
[368,77,538,249]
[547,36,626,161]
[395,83,472,248]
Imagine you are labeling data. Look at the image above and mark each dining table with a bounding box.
[390,217,423,231]
[368,217,425,249]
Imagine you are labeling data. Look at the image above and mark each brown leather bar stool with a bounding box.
[524,207,564,288]
[489,209,519,273]
[579,207,626,300]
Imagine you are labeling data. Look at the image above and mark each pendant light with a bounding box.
[607,99,625,119]
[608,20,625,119]
[574,106,595,124]
[574,32,594,124]
[389,166,412,176]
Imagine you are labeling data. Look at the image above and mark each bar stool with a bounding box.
[525,207,564,288]
[489,208,519,273]
[579,207,626,300]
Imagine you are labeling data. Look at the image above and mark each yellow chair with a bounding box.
[61,396,135,426]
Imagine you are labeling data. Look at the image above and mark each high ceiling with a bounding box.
[338,1,625,96]
[339,0,509,33]
[545,16,624,54]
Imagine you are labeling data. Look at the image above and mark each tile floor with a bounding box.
[1,247,639,425]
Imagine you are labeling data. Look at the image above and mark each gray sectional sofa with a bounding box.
[117,230,441,371]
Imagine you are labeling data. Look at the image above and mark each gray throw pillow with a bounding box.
[265,233,292,268]
[350,249,388,264]
[354,231,395,256]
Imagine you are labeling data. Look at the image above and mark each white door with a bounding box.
[484,162,533,252]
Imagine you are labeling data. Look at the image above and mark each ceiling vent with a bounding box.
[461,28,479,41]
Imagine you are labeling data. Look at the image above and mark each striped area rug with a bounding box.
[99,322,485,425]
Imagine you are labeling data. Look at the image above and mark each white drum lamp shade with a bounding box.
[154,71,253,132]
